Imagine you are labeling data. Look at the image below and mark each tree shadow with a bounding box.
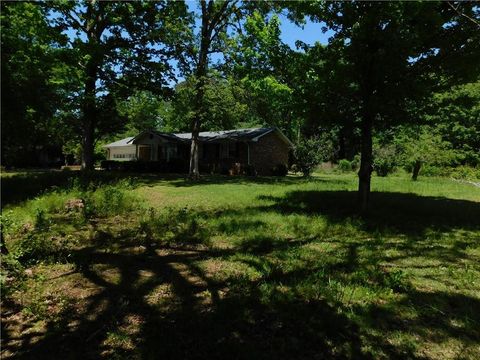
[8,242,369,360]
[257,190,480,236]
[3,189,479,359]
[160,174,345,188]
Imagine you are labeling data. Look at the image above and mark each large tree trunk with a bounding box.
[189,1,210,179]
[81,68,96,171]
[358,106,374,213]
[0,228,8,255]
[412,160,422,181]
[189,118,201,179]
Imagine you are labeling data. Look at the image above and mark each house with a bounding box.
[103,127,293,175]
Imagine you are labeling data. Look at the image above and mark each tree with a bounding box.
[46,0,188,170]
[396,127,457,181]
[229,10,302,140]
[1,2,64,166]
[177,0,244,179]
[427,81,480,166]
[285,1,480,211]
[166,74,250,133]
[117,91,165,135]
[293,133,333,177]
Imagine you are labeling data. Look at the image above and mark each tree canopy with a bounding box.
[1,0,479,208]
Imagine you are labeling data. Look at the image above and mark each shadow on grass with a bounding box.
[257,190,480,235]
[164,174,344,188]
[7,244,366,360]
[4,190,480,359]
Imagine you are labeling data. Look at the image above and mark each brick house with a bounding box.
[103,128,293,176]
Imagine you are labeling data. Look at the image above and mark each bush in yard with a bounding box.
[337,159,353,172]
[293,134,333,177]
[350,154,361,171]
[448,165,480,180]
[373,143,399,177]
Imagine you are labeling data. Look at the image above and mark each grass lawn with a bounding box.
[1,171,479,359]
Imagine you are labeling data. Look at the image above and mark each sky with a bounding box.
[278,14,333,48]
[184,1,333,49]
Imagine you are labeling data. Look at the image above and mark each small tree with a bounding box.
[396,128,457,180]
[293,134,333,177]
[373,143,400,177]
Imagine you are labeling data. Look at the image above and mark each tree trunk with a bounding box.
[358,107,374,213]
[188,1,210,179]
[0,229,9,255]
[81,2,101,171]
[82,113,95,170]
[412,160,422,181]
[189,118,200,179]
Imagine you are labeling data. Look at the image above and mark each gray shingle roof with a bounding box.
[174,128,274,142]
[103,137,135,147]
[104,127,292,148]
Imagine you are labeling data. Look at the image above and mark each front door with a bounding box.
[138,146,151,161]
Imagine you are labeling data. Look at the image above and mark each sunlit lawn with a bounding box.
[1,171,479,359]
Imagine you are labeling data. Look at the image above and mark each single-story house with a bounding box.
[103,127,293,175]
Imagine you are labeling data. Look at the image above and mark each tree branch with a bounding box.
[447,1,480,28]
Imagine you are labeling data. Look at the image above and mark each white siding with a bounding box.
[108,145,137,161]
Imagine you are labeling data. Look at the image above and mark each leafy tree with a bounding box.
[0,2,64,166]
[167,74,250,133]
[396,127,457,181]
[229,10,302,140]
[427,81,480,166]
[284,1,480,211]
[293,133,333,177]
[45,0,189,169]
[117,91,165,135]
[176,0,246,179]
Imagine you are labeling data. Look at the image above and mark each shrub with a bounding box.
[293,134,333,177]
[337,159,353,172]
[373,144,398,177]
[448,165,480,181]
[350,154,361,171]
[271,163,288,176]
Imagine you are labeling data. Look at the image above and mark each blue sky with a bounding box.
[278,14,333,48]
[185,1,333,49]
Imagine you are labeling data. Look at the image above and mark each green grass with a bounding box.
[1,171,479,359]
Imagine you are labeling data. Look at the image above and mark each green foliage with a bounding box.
[0,2,65,166]
[167,74,251,132]
[395,127,458,179]
[293,134,334,176]
[448,165,480,181]
[427,81,480,166]
[373,144,399,177]
[337,159,353,173]
[117,91,165,134]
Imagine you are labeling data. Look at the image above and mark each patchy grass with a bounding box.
[1,171,479,359]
